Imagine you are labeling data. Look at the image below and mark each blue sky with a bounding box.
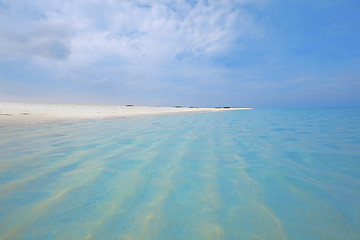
[0,0,359,107]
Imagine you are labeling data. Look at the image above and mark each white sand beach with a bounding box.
[0,102,251,126]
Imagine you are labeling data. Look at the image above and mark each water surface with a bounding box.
[0,109,359,239]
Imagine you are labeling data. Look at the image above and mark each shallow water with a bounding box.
[0,108,359,240]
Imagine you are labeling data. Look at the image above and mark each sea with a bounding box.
[0,108,359,240]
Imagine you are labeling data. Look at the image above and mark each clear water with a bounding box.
[0,109,360,240]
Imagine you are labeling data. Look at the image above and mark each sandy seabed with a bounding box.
[0,102,251,126]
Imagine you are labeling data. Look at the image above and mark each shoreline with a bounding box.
[0,102,252,126]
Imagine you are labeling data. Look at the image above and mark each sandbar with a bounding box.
[0,102,252,126]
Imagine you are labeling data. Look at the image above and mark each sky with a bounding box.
[0,0,359,107]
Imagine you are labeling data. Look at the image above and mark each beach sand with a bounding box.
[0,102,251,126]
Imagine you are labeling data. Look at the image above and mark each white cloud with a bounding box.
[0,0,264,104]
[1,0,261,62]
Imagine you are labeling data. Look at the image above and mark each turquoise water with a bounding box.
[0,109,360,240]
